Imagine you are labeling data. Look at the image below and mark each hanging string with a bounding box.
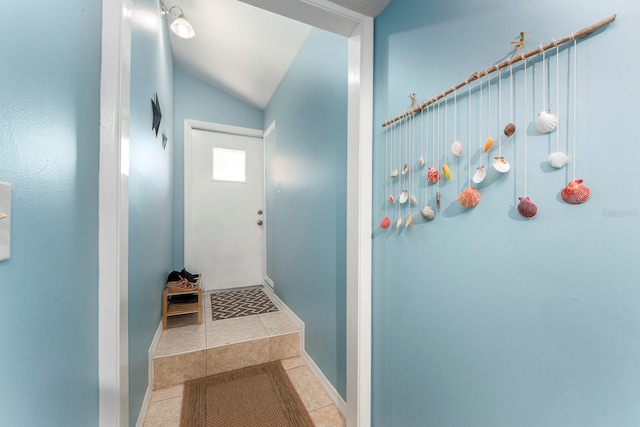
[454,89,458,141]
[488,74,492,139]
[523,56,528,197]
[422,108,427,203]
[542,44,547,109]
[444,95,448,166]
[436,100,440,196]
[467,81,472,186]
[498,69,503,156]
[572,37,578,181]
[384,123,388,219]
[555,43,560,152]
[479,75,484,166]
[509,63,514,125]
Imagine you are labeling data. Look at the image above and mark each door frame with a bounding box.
[263,121,276,291]
[99,1,373,426]
[183,120,265,289]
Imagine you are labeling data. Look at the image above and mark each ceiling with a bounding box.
[165,0,390,110]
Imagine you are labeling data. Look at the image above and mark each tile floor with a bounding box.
[143,288,345,426]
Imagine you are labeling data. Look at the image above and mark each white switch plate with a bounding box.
[0,182,11,261]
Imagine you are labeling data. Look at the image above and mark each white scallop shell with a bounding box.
[472,165,486,184]
[548,151,569,168]
[492,157,510,173]
[396,216,403,228]
[399,190,409,204]
[451,140,462,157]
[410,194,418,206]
[420,206,435,221]
[390,168,398,178]
[536,110,558,134]
[418,155,425,167]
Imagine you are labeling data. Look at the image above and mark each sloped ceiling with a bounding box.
[166,0,390,110]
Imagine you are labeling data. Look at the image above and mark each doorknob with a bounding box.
[257,220,263,226]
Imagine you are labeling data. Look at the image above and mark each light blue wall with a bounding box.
[0,1,101,426]
[128,0,175,424]
[172,68,263,267]
[373,1,640,426]
[264,28,348,398]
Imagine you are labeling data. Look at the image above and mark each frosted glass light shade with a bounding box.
[170,16,195,39]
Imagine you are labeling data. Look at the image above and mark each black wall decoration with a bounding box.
[151,92,162,137]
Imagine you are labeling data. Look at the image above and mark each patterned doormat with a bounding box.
[210,288,279,321]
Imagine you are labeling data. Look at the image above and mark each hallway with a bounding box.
[143,287,345,426]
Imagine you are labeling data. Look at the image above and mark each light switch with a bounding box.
[0,182,11,261]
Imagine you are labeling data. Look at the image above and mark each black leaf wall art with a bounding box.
[151,92,162,137]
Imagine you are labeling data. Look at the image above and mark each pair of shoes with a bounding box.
[167,278,197,293]
[180,268,200,283]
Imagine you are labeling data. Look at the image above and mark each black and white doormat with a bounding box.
[210,288,279,321]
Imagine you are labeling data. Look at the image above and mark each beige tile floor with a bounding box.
[143,289,345,426]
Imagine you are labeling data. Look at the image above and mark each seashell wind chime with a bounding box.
[377,15,615,229]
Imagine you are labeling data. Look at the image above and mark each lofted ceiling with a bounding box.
[165,0,390,110]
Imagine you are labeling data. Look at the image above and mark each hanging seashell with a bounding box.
[418,155,425,168]
[436,192,442,211]
[420,205,435,221]
[492,157,510,173]
[405,214,413,227]
[399,190,409,204]
[410,194,418,206]
[380,216,390,229]
[402,163,409,175]
[0,213,6,220]
[442,163,451,181]
[451,140,462,157]
[517,196,538,218]
[472,165,486,184]
[536,110,558,134]
[548,152,569,169]
[388,194,395,204]
[396,216,403,228]
[504,123,516,137]
[427,167,440,183]
[390,168,398,178]
[561,179,591,204]
[458,186,481,208]
[483,137,493,153]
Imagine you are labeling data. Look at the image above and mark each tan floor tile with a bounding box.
[269,332,300,360]
[280,356,305,370]
[153,350,206,389]
[286,366,333,412]
[143,395,181,427]
[205,315,268,347]
[309,405,346,427]
[149,384,183,404]
[206,338,270,375]
[258,311,298,335]
[155,324,205,357]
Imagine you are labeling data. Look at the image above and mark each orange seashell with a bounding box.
[380,216,390,229]
[483,137,493,153]
[561,179,590,204]
[458,186,480,208]
[517,196,538,218]
[442,163,451,181]
[427,167,440,183]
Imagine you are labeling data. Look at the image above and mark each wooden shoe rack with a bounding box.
[162,285,202,330]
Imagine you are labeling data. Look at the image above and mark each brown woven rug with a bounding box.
[180,361,314,427]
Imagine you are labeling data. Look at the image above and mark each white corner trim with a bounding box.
[134,321,163,427]
[99,0,131,425]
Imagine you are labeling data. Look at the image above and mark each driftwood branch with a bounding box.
[382,14,617,127]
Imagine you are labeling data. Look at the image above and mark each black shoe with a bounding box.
[167,271,182,283]
[180,268,200,283]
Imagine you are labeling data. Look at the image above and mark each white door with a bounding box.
[185,123,264,291]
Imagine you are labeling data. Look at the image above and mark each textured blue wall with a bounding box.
[128,0,175,424]
[0,1,101,426]
[373,1,640,426]
[264,28,348,398]
[172,68,263,268]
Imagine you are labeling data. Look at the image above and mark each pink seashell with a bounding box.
[517,196,538,218]
[380,216,390,229]
[458,186,481,208]
[504,123,516,137]
[427,167,440,183]
[561,179,591,204]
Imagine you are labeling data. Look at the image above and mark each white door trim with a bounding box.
[239,2,374,425]
[184,120,264,278]
[99,0,131,425]
[263,121,276,291]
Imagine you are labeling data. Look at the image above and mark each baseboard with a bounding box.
[264,275,275,291]
[262,287,347,417]
[135,320,163,427]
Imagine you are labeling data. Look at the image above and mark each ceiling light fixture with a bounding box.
[160,1,195,39]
